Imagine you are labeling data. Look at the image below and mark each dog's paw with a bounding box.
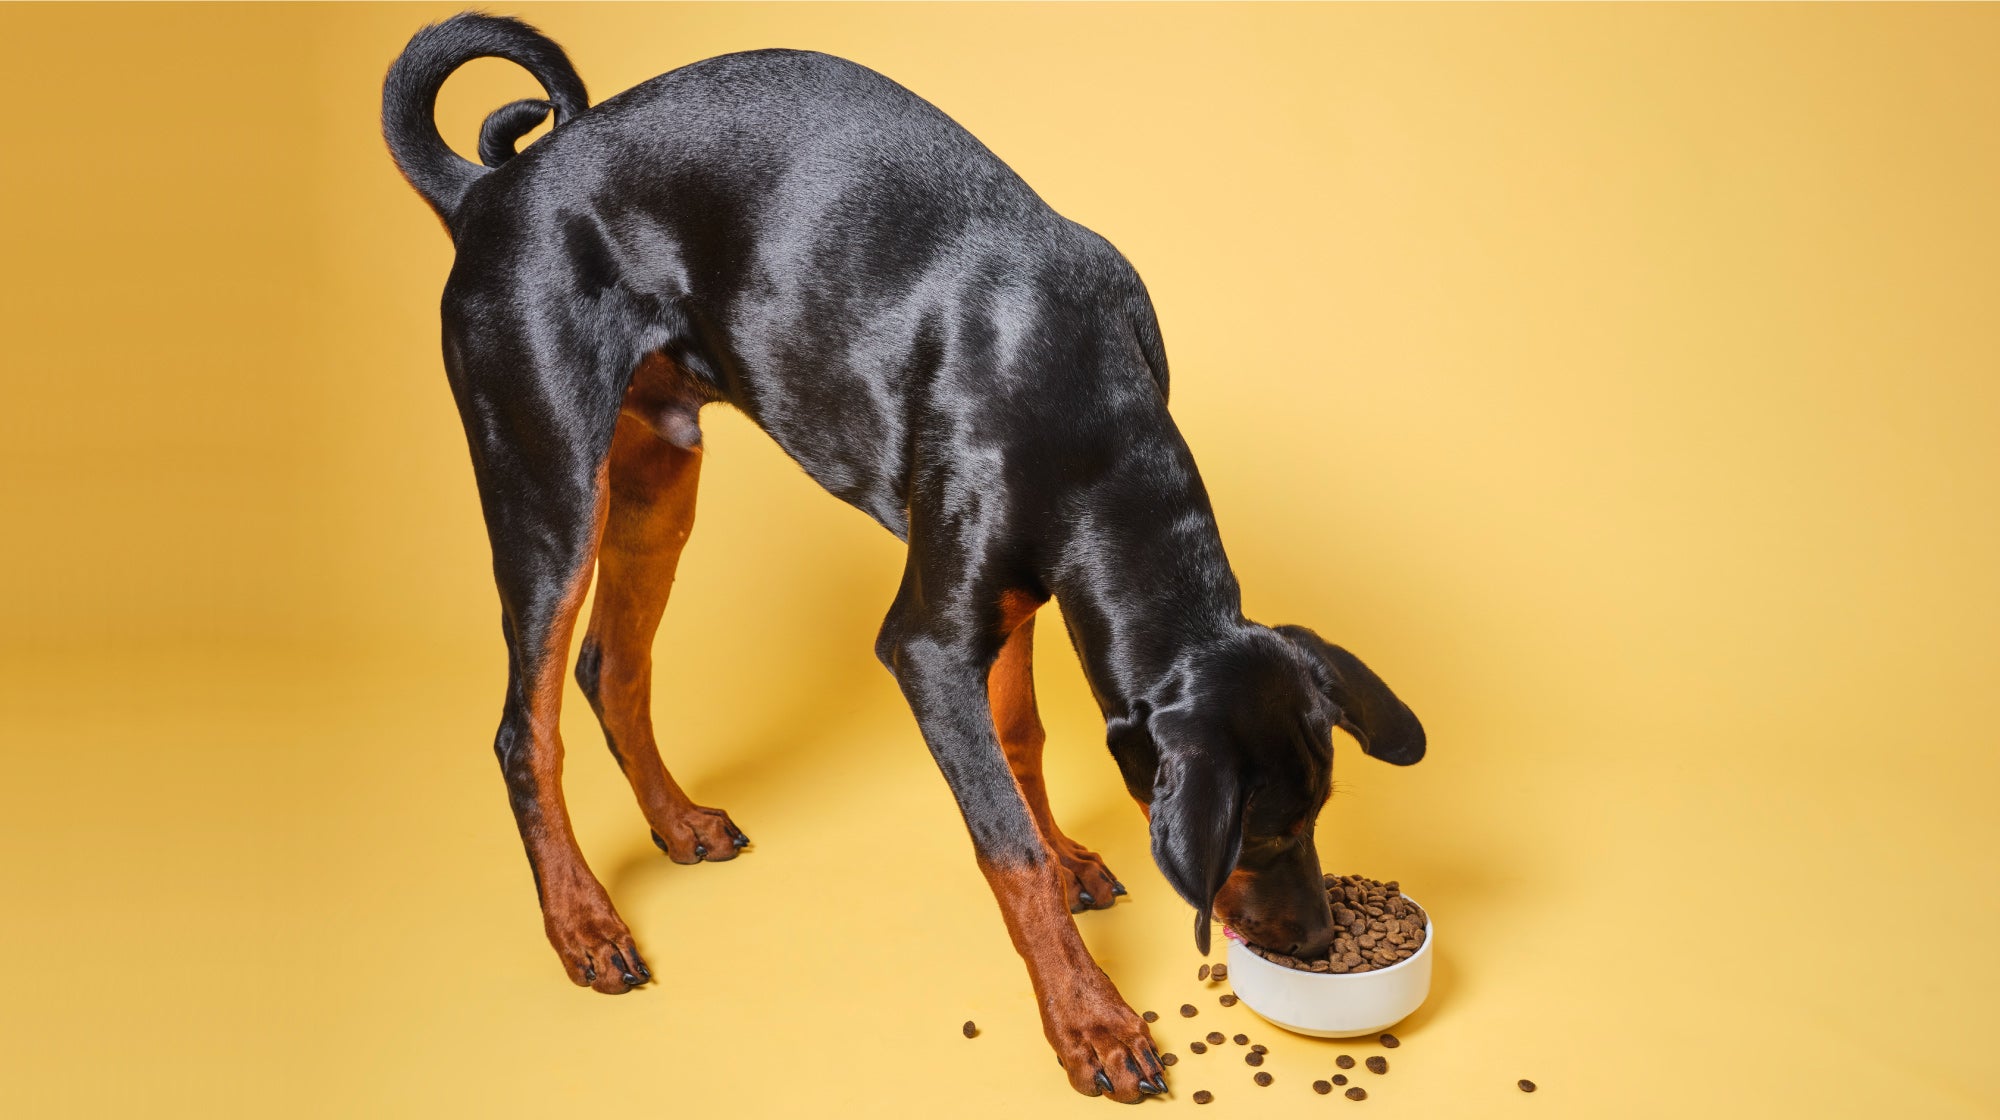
[1050,998,1168,1102]
[648,803,750,864]
[543,878,651,994]
[1052,837,1122,912]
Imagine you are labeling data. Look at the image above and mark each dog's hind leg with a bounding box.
[988,609,1123,912]
[448,313,649,994]
[575,363,749,864]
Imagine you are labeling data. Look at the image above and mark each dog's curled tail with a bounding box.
[382,12,588,229]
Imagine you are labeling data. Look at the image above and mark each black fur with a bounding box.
[383,15,588,226]
[384,6,1423,1052]
[478,98,553,167]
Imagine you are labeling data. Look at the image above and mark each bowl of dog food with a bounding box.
[1223,874,1433,1038]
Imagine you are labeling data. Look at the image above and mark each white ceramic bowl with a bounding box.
[1223,898,1434,1038]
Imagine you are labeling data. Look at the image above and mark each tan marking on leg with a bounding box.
[978,855,1161,1100]
[581,357,745,862]
[515,458,649,993]
[988,605,1120,909]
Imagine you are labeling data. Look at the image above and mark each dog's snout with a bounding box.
[1214,852,1336,959]
[1294,921,1336,960]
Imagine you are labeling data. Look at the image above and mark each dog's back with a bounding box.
[389,20,1168,534]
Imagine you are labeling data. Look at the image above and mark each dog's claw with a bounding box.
[1093,1070,1113,1095]
[1077,889,1095,908]
[650,830,671,855]
[611,951,640,988]
[1111,880,1128,897]
[693,843,707,860]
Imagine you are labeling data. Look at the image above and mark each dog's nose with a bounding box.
[1295,923,1336,960]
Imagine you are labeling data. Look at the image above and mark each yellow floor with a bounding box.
[4,4,1998,1117]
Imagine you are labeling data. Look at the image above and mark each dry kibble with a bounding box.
[1366,1056,1388,1075]
[1332,1074,1348,1086]
[1219,994,1238,1007]
[1192,1090,1214,1105]
[1346,1086,1368,1101]
[1142,1010,1157,1023]
[1245,1052,1263,1067]
[1243,875,1426,974]
[1251,1044,1268,1055]
[1211,964,1228,980]
[1207,1032,1226,1046]
[1189,1041,1207,1054]
[1161,1053,1178,1067]
[1199,963,1211,981]
[1313,1080,1333,1095]
[1180,1004,1199,1018]
[1519,1079,1538,1093]
[1233,1034,1250,1046]
[1254,1072,1273,1087]
[1379,1033,1400,1049]
[961,1021,977,1038]
[1336,1055,1356,1070]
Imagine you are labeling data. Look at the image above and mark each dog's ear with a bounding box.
[1148,737,1244,955]
[1277,625,1427,766]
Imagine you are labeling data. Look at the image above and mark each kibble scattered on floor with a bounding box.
[1336,1055,1356,1069]
[1251,1044,1268,1055]
[1346,1086,1369,1101]
[1180,1004,1198,1018]
[1314,1080,1333,1095]
[1380,1033,1400,1049]
[961,1021,977,1039]
[1207,1032,1226,1046]
[1192,1090,1214,1105]
[1232,1034,1249,1046]
[1211,965,1228,980]
[1366,1056,1389,1075]
[1333,1074,1348,1086]
[1198,963,1211,981]
[1142,1010,1157,1023]
[1219,994,1238,1007]
[1519,1079,1537,1093]
[1245,1052,1263,1067]
[1254,1071,1273,1087]
[1189,1041,1207,1054]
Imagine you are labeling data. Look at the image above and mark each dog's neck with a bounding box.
[1046,426,1248,720]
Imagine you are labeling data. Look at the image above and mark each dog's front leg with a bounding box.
[880,626,1167,1102]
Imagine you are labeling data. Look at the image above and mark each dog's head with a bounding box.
[1108,624,1425,956]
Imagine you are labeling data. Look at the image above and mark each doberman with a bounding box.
[383,13,1425,1102]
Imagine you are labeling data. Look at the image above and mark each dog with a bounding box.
[383,13,1425,1102]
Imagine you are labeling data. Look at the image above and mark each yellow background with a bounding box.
[4,3,1996,1116]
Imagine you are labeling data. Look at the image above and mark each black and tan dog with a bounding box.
[384,13,1424,1101]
